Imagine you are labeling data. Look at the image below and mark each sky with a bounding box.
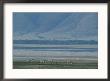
[13,12,98,40]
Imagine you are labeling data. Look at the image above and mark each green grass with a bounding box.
[13,61,98,69]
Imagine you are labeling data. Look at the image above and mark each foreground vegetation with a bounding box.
[13,60,98,69]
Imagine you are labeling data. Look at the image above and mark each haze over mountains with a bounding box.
[13,13,98,40]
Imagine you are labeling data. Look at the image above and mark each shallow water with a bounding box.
[13,40,98,69]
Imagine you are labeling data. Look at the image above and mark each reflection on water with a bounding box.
[13,40,98,69]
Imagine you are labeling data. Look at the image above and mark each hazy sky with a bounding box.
[13,12,98,40]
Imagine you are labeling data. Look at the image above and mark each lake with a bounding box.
[13,40,98,69]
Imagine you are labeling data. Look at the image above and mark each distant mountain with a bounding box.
[14,40,98,45]
[13,13,98,40]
